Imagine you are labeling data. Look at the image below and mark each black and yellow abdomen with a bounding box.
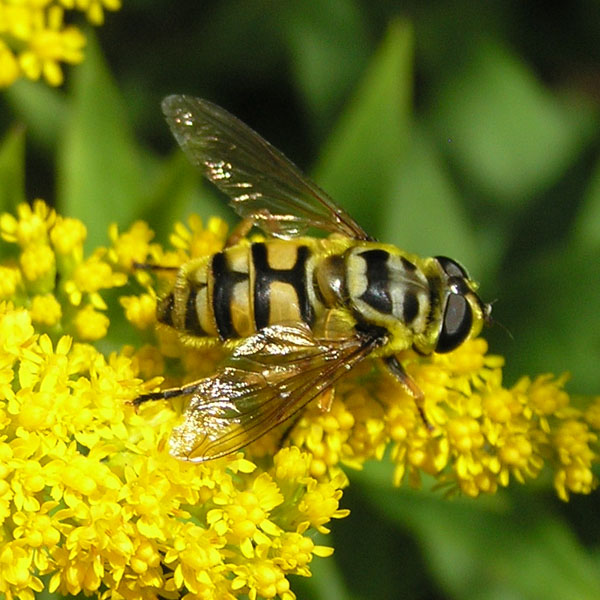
[157,239,326,344]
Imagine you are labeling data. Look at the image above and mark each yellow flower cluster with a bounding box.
[0,199,598,599]
[0,0,120,87]
[0,201,346,600]
[120,210,599,503]
[0,200,127,341]
[289,341,600,500]
[291,338,600,501]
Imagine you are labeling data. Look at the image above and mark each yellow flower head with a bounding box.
[0,302,35,357]
[30,293,62,327]
[19,243,56,289]
[74,304,110,341]
[108,221,156,271]
[170,214,228,259]
[120,293,157,330]
[50,215,87,258]
[0,0,120,88]
[0,199,55,247]
[0,266,22,299]
[0,201,131,344]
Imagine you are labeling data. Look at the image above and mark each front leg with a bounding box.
[383,355,432,430]
[132,381,202,406]
[225,217,255,247]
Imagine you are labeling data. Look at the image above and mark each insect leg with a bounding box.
[383,355,432,430]
[132,261,179,272]
[225,209,286,247]
[225,217,255,247]
[316,387,335,412]
[132,381,202,407]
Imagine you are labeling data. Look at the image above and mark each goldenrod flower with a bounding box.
[0,199,55,246]
[0,200,598,600]
[108,221,156,271]
[120,293,157,330]
[0,0,120,88]
[50,215,87,258]
[170,213,229,259]
[0,265,22,299]
[19,243,55,289]
[74,303,110,340]
[30,293,62,326]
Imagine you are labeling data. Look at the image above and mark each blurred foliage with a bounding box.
[1,1,599,599]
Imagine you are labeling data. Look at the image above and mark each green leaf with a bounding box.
[314,19,413,237]
[380,125,485,272]
[493,245,600,394]
[283,0,370,128]
[0,125,26,211]
[430,38,597,205]
[292,536,353,600]
[572,156,600,249]
[354,463,600,600]
[57,30,147,249]
[139,152,232,245]
[4,79,67,149]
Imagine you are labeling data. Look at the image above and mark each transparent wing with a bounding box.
[168,322,382,461]
[162,95,370,240]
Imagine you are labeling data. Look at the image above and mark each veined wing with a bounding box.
[162,95,370,240]
[168,322,383,461]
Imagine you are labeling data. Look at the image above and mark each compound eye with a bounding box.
[435,256,469,279]
[436,293,473,353]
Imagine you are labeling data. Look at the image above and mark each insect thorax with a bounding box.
[316,244,441,352]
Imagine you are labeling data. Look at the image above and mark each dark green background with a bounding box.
[1,2,599,598]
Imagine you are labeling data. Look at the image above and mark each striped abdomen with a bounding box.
[157,240,319,341]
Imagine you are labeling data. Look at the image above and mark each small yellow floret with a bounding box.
[120,294,156,330]
[0,266,22,299]
[0,40,19,87]
[170,214,228,259]
[108,221,156,270]
[74,305,109,341]
[50,216,87,257]
[30,294,62,327]
[0,200,55,246]
[19,243,55,285]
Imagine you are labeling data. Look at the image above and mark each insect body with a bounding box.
[135,95,491,462]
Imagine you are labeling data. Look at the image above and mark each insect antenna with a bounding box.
[482,299,513,340]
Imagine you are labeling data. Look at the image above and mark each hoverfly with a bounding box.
[134,95,491,462]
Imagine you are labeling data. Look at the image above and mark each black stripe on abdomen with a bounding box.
[211,252,248,339]
[184,286,205,334]
[252,243,312,330]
